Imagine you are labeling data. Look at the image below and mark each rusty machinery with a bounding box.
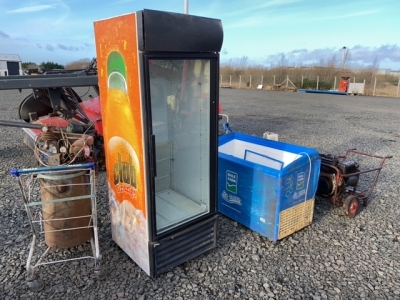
[0,59,105,168]
[316,149,392,217]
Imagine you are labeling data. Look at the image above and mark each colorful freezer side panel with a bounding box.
[94,13,150,275]
[218,155,279,239]
[217,133,320,241]
[278,157,320,211]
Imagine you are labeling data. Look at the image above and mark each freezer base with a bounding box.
[156,189,208,233]
[150,214,218,277]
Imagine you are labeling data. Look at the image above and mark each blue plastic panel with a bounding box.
[218,133,321,241]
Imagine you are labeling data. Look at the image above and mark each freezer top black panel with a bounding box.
[137,9,223,53]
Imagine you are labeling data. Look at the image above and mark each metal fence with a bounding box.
[219,74,400,97]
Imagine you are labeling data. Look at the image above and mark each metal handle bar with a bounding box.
[341,149,392,160]
[10,162,95,177]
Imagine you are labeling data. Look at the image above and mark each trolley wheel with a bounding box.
[94,265,106,280]
[343,195,360,218]
[27,278,45,292]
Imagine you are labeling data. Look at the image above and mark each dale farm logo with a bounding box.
[114,152,137,198]
[226,170,238,194]
[296,171,305,190]
[292,171,306,200]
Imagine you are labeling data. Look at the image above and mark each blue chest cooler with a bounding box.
[218,133,321,241]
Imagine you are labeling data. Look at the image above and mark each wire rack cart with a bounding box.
[10,163,101,291]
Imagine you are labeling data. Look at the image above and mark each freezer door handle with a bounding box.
[152,134,157,177]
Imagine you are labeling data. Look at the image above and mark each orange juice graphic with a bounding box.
[105,51,145,215]
[94,12,149,275]
[104,50,149,273]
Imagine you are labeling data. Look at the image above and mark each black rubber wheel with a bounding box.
[343,195,360,218]
[18,93,53,122]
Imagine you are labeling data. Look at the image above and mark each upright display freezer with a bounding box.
[94,9,223,277]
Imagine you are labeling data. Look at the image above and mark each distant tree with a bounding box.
[40,61,65,69]
[65,58,92,70]
[370,56,380,74]
[238,56,249,68]
[274,53,289,80]
[327,53,337,68]
[278,53,288,68]
[22,62,38,69]
[357,56,381,86]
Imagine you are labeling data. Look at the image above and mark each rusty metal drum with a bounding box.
[39,170,93,249]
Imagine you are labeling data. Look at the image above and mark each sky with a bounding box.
[0,0,399,70]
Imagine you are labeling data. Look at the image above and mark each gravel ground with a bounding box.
[0,88,399,299]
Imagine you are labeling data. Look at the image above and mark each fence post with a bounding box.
[229,75,232,87]
[286,75,289,89]
[273,75,276,86]
[261,75,264,86]
[333,76,337,90]
[353,77,355,83]
[316,76,319,90]
[397,78,400,97]
[220,75,222,86]
[373,77,377,96]
[301,75,303,88]
[239,75,241,89]
[363,79,366,95]
[249,75,252,88]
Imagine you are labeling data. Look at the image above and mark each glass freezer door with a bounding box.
[148,59,212,235]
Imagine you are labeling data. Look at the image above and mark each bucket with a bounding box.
[39,170,93,249]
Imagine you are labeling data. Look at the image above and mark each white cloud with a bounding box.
[113,0,136,4]
[219,0,302,18]
[221,44,400,70]
[53,0,70,25]
[6,1,70,26]
[224,16,267,30]
[259,45,400,68]
[305,10,379,22]
[7,5,54,13]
